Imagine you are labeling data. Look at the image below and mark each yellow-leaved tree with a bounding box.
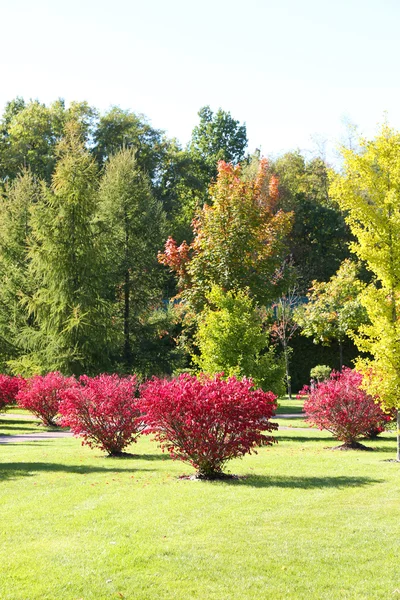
[330,124,400,460]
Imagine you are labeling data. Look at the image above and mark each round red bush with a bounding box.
[59,374,142,456]
[0,375,24,411]
[139,373,278,478]
[302,368,389,446]
[17,372,75,426]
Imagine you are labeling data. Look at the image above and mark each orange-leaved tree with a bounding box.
[159,159,293,310]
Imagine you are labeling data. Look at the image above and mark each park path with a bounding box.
[0,411,310,444]
[0,431,73,443]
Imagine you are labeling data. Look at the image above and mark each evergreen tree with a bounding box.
[97,147,166,372]
[0,171,39,370]
[14,122,111,375]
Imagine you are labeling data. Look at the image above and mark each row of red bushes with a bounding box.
[0,372,277,478]
[0,369,393,476]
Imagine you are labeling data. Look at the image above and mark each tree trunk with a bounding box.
[339,339,343,371]
[123,268,131,366]
[397,409,400,462]
[284,346,292,400]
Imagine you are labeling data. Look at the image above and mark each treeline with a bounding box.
[0,98,354,385]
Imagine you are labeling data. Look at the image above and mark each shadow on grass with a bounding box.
[221,474,384,489]
[276,435,331,443]
[0,460,159,482]
[276,405,304,415]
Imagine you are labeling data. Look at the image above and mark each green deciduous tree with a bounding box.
[93,106,165,180]
[189,105,247,181]
[330,124,400,460]
[193,286,285,395]
[270,151,351,291]
[294,260,367,369]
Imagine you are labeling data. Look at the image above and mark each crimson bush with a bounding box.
[301,368,389,448]
[16,372,75,426]
[139,373,278,478]
[59,374,142,456]
[0,375,23,411]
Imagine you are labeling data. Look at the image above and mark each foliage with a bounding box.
[310,364,331,383]
[270,288,300,398]
[270,151,351,291]
[189,105,247,181]
[330,124,400,458]
[15,122,111,375]
[159,159,293,309]
[16,371,75,426]
[301,368,389,446]
[193,286,285,395]
[0,375,23,411]
[97,148,166,370]
[139,373,278,478]
[59,374,142,456]
[93,106,165,180]
[0,171,40,369]
[294,259,368,367]
[0,99,98,182]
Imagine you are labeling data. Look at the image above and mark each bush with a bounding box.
[301,368,390,447]
[310,365,331,384]
[59,374,142,456]
[139,373,278,478]
[16,372,74,426]
[0,375,24,411]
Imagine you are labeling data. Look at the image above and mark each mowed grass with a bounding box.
[0,422,399,599]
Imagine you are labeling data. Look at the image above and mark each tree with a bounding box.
[189,105,247,182]
[294,260,367,369]
[14,122,110,376]
[330,124,400,461]
[0,170,40,369]
[270,151,351,291]
[0,99,98,183]
[270,288,300,399]
[93,106,165,180]
[159,159,293,310]
[97,148,166,371]
[139,373,278,479]
[193,286,285,395]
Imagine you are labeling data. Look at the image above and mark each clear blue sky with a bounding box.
[1,0,399,162]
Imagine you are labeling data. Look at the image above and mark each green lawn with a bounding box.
[276,395,305,415]
[0,421,399,599]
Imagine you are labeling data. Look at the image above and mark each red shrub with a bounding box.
[139,373,278,478]
[59,374,142,456]
[16,372,75,426]
[0,375,24,411]
[301,368,389,446]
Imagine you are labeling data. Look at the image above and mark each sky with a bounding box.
[1,0,400,163]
